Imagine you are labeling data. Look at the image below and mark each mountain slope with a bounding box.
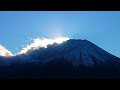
[0,39,120,79]
[25,39,119,67]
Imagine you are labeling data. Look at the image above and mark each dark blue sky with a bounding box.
[0,11,120,57]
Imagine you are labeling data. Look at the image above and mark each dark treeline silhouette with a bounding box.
[0,58,120,79]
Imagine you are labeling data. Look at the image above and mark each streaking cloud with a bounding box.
[17,37,69,55]
[0,37,69,56]
[0,45,13,56]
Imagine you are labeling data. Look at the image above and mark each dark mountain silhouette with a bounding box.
[0,39,120,79]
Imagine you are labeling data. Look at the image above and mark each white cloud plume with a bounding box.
[0,45,13,56]
[17,37,69,55]
[0,37,69,57]
[0,37,69,66]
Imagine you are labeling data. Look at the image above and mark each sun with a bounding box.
[53,37,69,44]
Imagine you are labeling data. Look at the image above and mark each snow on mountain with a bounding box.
[0,39,120,79]
[0,39,119,68]
[24,39,119,67]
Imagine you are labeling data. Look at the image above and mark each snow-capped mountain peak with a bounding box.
[26,39,119,67]
[0,39,120,79]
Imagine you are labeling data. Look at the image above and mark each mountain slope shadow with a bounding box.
[0,58,120,79]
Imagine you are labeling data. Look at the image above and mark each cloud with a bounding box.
[0,37,69,58]
[0,37,69,66]
[0,45,13,56]
[17,37,69,55]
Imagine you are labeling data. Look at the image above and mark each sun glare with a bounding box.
[54,37,69,44]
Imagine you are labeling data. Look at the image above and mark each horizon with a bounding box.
[0,11,120,57]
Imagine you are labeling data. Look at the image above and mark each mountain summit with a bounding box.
[25,39,119,67]
[0,39,120,79]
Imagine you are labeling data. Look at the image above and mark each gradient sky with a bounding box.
[0,11,120,57]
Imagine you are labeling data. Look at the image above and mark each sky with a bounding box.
[0,11,120,57]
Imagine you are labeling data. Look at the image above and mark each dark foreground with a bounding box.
[0,59,120,79]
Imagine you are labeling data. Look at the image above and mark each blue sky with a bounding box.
[0,11,120,57]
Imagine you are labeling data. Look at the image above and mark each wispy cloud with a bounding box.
[0,37,69,57]
[0,45,13,56]
[17,37,69,55]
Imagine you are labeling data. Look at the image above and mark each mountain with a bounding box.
[0,39,120,79]
[25,39,119,67]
